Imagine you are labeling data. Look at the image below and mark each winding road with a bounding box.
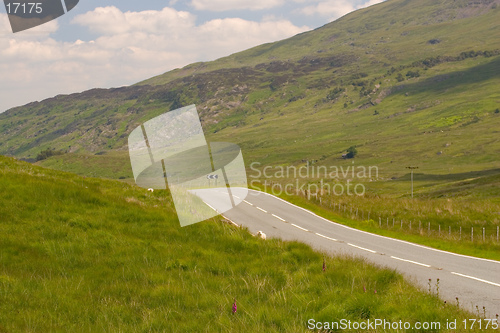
[193,188,500,317]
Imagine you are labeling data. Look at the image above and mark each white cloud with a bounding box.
[190,0,285,11]
[0,7,309,113]
[71,6,195,35]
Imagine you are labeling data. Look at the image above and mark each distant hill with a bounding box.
[1,0,499,179]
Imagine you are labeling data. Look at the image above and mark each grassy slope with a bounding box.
[0,156,480,332]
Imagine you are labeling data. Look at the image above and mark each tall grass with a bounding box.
[0,156,485,332]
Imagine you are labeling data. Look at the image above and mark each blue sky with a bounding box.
[0,0,384,113]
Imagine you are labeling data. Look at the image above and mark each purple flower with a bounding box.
[232,299,237,314]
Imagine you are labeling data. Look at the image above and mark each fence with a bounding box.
[268,183,500,244]
[328,201,500,243]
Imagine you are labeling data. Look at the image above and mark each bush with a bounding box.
[396,73,405,82]
[326,87,344,100]
[495,108,500,114]
[406,70,420,78]
[36,148,64,161]
[345,146,358,159]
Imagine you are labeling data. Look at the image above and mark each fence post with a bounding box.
[471,227,473,242]
[483,228,485,242]
[387,218,389,228]
[428,222,431,234]
[379,217,381,227]
[438,225,441,236]
[356,208,358,218]
[497,226,499,242]
[449,226,451,237]
[460,226,462,240]
[401,220,403,228]
[393,218,395,228]
[419,220,421,232]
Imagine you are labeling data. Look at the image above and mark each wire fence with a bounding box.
[279,185,500,244]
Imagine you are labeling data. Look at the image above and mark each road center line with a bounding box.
[272,214,286,222]
[243,200,253,206]
[291,224,309,232]
[256,207,267,213]
[246,190,500,265]
[347,243,377,254]
[451,272,500,287]
[390,256,431,268]
[315,233,338,242]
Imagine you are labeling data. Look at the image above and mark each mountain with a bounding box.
[1,0,499,181]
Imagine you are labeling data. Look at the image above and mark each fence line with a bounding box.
[289,187,500,244]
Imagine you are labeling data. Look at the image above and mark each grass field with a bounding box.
[0,155,490,332]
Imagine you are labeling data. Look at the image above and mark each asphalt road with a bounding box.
[192,188,500,317]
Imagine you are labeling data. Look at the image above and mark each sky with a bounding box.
[0,0,385,113]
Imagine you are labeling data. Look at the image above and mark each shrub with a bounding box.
[36,148,64,161]
[495,108,500,114]
[327,87,344,100]
[345,146,358,159]
[406,70,420,78]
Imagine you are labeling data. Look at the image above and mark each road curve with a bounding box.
[193,188,500,316]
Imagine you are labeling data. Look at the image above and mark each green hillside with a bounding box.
[0,155,478,332]
[0,0,499,179]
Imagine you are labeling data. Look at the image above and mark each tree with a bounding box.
[345,146,358,159]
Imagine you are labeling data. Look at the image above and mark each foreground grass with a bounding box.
[0,156,485,332]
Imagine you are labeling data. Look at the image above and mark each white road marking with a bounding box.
[247,190,500,265]
[205,203,218,213]
[451,272,500,287]
[272,214,286,222]
[390,256,431,268]
[243,200,253,206]
[291,224,309,232]
[221,214,239,227]
[347,243,377,254]
[256,207,267,213]
[315,233,338,242]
